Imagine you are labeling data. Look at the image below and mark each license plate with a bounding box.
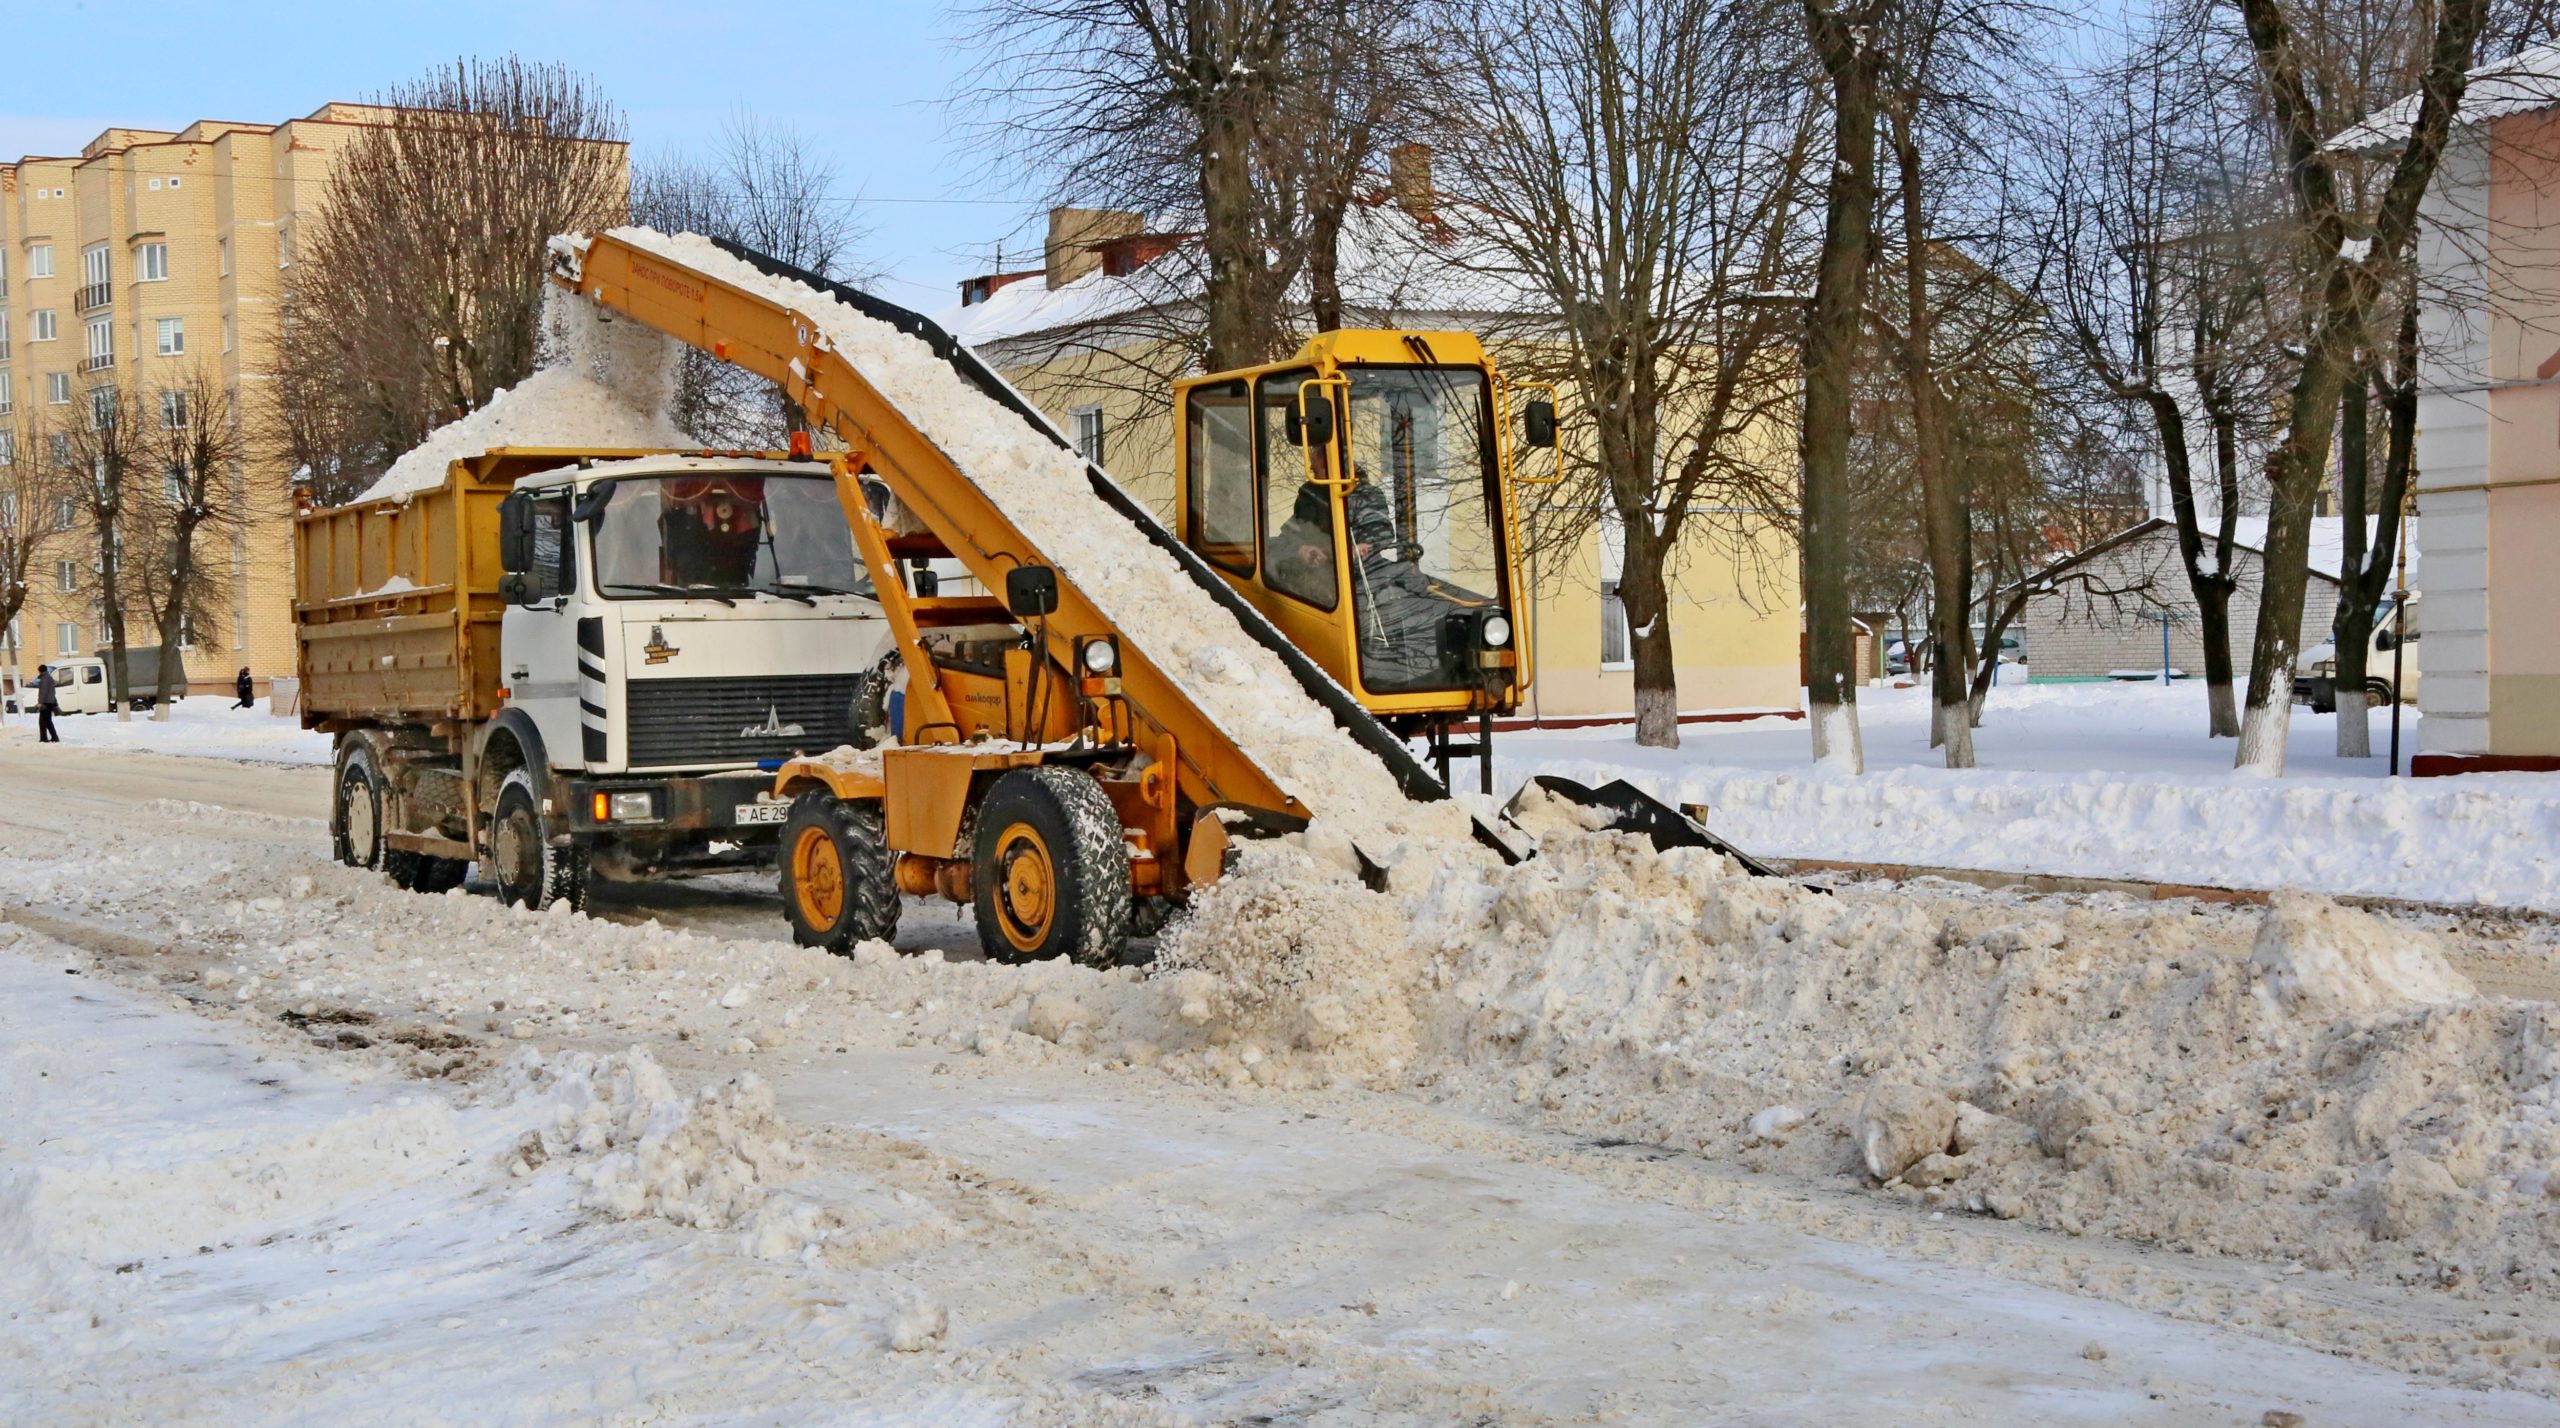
[735,801,790,825]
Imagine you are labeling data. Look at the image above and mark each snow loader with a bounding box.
[543,230,1775,965]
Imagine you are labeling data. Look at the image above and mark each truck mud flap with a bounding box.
[1505,774,1788,881]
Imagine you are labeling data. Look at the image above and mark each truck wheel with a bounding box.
[780,792,899,953]
[2365,677,2396,708]
[972,767,1130,967]
[491,778,587,913]
[334,752,386,871]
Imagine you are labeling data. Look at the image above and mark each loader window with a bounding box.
[1185,380,1255,574]
[590,473,867,602]
[1257,370,1338,611]
[1339,366,1505,693]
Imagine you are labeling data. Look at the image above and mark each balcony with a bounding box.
[74,282,112,313]
[79,352,116,374]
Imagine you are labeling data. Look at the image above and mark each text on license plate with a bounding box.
[735,801,790,825]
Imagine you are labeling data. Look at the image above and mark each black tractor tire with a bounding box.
[2365,677,2396,708]
[847,650,903,750]
[779,791,901,954]
[971,767,1131,967]
[1128,896,1182,939]
[490,777,587,913]
[333,748,386,871]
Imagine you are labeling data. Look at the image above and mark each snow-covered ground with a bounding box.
[4,742,2560,1422]
[0,695,329,765]
[1500,681,2560,911]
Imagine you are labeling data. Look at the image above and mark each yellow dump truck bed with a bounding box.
[292,447,659,733]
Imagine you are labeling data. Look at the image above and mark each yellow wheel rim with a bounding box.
[993,820,1055,954]
[793,824,845,927]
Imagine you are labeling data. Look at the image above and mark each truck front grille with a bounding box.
[622,673,861,768]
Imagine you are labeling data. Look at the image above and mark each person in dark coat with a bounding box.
[34,665,60,743]
[233,667,255,709]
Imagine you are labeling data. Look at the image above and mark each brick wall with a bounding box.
[2021,528,2340,681]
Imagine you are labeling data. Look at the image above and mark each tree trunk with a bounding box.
[1307,195,1346,334]
[2238,433,2332,774]
[1799,0,1883,773]
[1889,119,1972,768]
[2334,371,2373,757]
[2202,407,2243,737]
[1200,103,1266,371]
[1618,512,1680,749]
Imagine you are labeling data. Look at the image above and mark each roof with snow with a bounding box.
[2014,515,2423,594]
[2332,42,2560,151]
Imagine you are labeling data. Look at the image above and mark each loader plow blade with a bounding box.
[1504,775,1785,879]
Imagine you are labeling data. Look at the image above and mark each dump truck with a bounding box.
[544,229,1774,965]
[293,447,891,907]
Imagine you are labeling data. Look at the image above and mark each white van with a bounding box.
[40,658,116,715]
[2297,595,2422,712]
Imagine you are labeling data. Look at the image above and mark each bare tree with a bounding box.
[39,383,145,719]
[0,415,47,702]
[2330,282,2417,754]
[2229,0,2489,772]
[128,368,251,717]
[1427,0,1815,748]
[272,57,626,494]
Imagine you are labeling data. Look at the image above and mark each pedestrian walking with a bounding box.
[34,665,60,743]
[233,667,255,710]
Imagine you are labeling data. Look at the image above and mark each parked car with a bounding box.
[2295,596,2421,713]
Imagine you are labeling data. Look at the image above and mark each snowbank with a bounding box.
[588,227,1470,865]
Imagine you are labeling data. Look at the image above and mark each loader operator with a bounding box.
[1273,464,1482,691]
[659,475,765,589]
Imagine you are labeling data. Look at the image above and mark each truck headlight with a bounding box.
[1480,613,1513,649]
[1081,638,1118,674]
[600,790,658,822]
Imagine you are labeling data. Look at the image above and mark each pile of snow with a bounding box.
[491,1046,831,1260]
[349,291,695,504]
[581,227,1471,865]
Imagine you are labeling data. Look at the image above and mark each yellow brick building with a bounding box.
[941,204,1804,724]
[0,104,627,699]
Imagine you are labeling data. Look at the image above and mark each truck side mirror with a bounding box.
[496,492,530,574]
[498,572,532,603]
[1523,398,1557,449]
[1004,564,1060,618]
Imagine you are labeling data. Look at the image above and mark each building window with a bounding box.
[164,463,187,503]
[0,493,11,528]
[57,559,77,592]
[48,373,71,405]
[1073,406,1105,466]
[222,314,235,352]
[156,318,184,356]
[138,243,168,282]
[32,310,57,342]
[0,370,11,416]
[58,623,79,656]
[0,431,12,468]
[1600,580,1632,668]
[53,494,75,529]
[29,245,52,280]
[86,319,114,369]
[176,609,193,650]
[0,309,10,355]
[167,177,180,190]
[277,218,294,268]
[218,236,231,276]
[83,244,110,289]
[89,386,115,431]
[161,390,188,428]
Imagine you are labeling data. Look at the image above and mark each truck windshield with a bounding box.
[590,474,869,601]
[1338,366,1505,693]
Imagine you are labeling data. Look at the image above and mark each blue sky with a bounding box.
[0,0,1032,309]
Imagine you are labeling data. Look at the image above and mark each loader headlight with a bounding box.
[1080,637,1118,675]
[1480,613,1513,649]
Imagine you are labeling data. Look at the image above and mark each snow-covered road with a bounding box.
[3,740,2557,1423]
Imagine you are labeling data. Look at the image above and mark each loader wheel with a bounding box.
[780,791,900,953]
[972,767,1130,967]
[334,752,385,871]
[491,779,587,913]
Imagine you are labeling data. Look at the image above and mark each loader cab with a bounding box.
[1175,331,1547,787]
